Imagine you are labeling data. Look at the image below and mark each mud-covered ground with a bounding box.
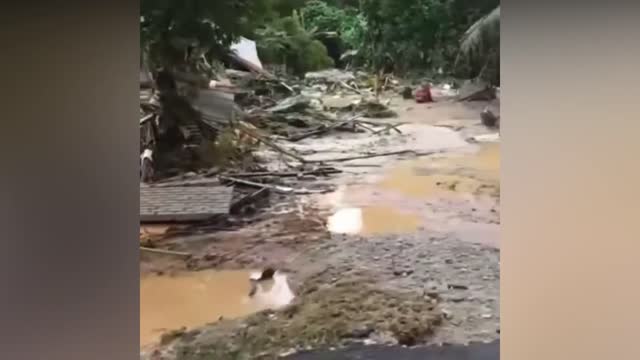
[140,91,500,359]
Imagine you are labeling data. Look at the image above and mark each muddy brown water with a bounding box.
[327,206,421,235]
[380,143,499,198]
[140,269,294,347]
[140,225,171,242]
[326,143,500,237]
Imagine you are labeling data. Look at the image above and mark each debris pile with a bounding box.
[139,43,446,231]
[232,68,400,143]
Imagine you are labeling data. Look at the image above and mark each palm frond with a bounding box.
[458,6,500,62]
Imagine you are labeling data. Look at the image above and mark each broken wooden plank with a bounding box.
[230,187,270,214]
[218,176,331,195]
[308,150,439,163]
[236,123,308,163]
[224,167,341,178]
[140,246,191,258]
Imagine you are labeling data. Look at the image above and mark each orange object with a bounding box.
[415,84,433,103]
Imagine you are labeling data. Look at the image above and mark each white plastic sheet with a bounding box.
[230,37,263,70]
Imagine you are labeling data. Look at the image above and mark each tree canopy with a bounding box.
[140,0,500,83]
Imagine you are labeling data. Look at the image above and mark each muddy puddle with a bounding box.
[140,269,294,347]
[380,143,499,198]
[140,225,172,242]
[325,143,500,238]
[327,206,421,235]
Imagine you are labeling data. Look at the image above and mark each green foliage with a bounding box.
[456,6,500,84]
[359,0,499,75]
[268,0,309,18]
[300,0,366,50]
[140,0,274,74]
[458,6,500,63]
[140,0,500,81]
[255,12,334,75]
[303,39,336,71]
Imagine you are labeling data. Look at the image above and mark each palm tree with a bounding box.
[460,6,500,58]
[456,6,500,83]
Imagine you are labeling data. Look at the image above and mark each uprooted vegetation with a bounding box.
[140,65,410,183]
[161,274,443,360]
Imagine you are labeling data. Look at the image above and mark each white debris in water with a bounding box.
[326,207,363,234]
[471,133,500,143]
[248,271,295,309]
[433,84,458,98]
[249,270,262,280]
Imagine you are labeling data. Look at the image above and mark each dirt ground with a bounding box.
[140,90,500,359]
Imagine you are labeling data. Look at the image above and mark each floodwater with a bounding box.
[326,142,500,238]
[140,225,171,242]
[380,143,500,198]
[140,269,294,347]
[327,206,421,235]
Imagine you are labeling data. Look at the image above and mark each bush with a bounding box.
[300,39,335,72]
[255,12,334,75]
[301,0,366,50]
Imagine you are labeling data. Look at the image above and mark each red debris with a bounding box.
[415,84,434,103]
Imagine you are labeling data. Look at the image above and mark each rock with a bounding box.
[425,291,440,300]
[480,107,500,128]
[448,296,467,303]
[442,308,453,319]
[348,326,374,339]
[401,86,413,99]
[448,284,469,290]
[393,269,413,277]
